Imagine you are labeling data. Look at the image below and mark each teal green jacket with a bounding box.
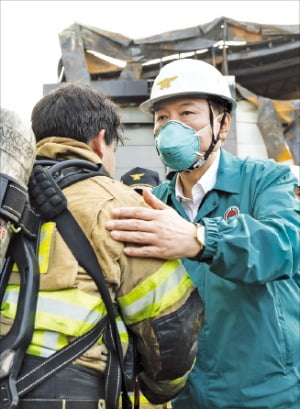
[153,149,300,409]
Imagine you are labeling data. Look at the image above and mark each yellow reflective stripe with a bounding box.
[169,371,190,385]
[34,287,106,310]
[4,285,106,312]
[116,317,129,344]
[26,330,68,357]
[38,222,55,274]
[119,260,181,307]
[12,222,55,274]
[95,322,128,349]
[1,293,17,319]
[95,317,129,345]
[26,330,45,356]
[128,392,150,404]
[2,286,106,336]
[118,260,193,325]
[138,395,150,404]
[2,285,129,352]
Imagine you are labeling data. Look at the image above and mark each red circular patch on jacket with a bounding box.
[224,206,240,220]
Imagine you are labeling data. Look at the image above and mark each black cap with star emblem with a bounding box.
[120,167,161,192]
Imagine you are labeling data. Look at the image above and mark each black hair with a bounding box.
[31,82,124,146]
[207,97,231,114]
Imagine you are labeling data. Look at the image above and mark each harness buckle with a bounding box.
[0,350,19,409]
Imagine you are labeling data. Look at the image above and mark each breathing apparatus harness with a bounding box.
[0,173,40,409]
[0,173,39,240]
[0,160,133,409]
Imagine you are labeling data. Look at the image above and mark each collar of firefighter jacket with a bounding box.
[36,137,102,165]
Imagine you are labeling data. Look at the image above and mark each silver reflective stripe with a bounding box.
[116,318,126,334]
[3,289,18,303]
[40,331,60,357]
[37,296,103,324]
[3,289,104,325]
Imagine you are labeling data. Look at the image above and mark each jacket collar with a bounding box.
[36,137,102,165]
[168,149,242,195]
[214,149,241,194]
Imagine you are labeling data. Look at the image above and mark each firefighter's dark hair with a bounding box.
[31,82,124,146]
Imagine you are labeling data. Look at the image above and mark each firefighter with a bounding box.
[106,59,300,409]
[0,83,204,409]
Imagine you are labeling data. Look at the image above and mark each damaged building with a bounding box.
[44,16,300,180]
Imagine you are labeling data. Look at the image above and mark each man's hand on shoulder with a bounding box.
[105,189,203,260]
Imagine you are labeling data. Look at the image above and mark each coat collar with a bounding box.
[36,137,102,165]
[214,149,242,194]
[168,149,242,195]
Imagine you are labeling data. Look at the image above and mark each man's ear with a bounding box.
[219,113,231,142]
[88,129,106,158]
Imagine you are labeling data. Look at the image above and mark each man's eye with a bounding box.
[157,115,167,121]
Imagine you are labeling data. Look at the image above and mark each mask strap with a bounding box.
[153,133,160,158]
[204,103,227,160]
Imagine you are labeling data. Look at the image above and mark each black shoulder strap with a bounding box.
[25,161,132,409]
[0,232,40,409]
[34,159,111,189]
[0,173,40,239]
[0,172,40,409]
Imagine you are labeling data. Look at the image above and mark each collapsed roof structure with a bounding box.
[44,16,300,167]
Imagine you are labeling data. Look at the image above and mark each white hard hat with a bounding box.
[140,58,237,113]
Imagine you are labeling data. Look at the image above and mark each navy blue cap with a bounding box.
[120,167,161,190]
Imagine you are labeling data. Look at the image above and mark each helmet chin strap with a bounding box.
[204,104,227,160]
[189,104,227,171]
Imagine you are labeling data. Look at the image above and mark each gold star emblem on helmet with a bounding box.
[157,76,178,90]
[130,173,145,181]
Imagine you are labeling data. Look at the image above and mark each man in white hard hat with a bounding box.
[106,59,300,409]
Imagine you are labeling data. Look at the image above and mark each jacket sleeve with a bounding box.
[91,185,204,404]
[117,257,203,403]
[200,163,300,284]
